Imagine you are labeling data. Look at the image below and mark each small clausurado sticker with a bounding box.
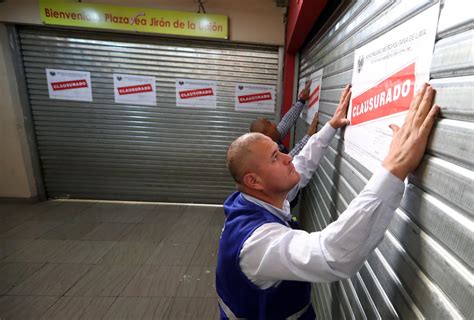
[113,74,156,106]
[175,79,217,109]
[235,84,276,113]
[46,69,93,102]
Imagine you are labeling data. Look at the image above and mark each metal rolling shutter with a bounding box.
[18,26,282,204]
[296,0,473,318]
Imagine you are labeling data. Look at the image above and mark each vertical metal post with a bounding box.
[289,51,301,149]
[7,25,47,201]
[275,45,285,122]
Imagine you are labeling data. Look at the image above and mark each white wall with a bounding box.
[0,24,37,199]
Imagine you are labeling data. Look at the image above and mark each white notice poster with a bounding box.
[114,74,156,106]
[235,84,275,113]
[302,69,323,124]
[175,79,217,108]
[46,69,92,102]
[344,4,440,172]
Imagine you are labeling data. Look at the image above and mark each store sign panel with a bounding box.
[39,0,228,39]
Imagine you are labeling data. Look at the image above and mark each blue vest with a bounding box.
[216,192,315,319]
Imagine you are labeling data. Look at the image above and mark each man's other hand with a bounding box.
[299,80,312,102]
[382,83,440,181]
[329,84,351,129]
[307,112,319,135]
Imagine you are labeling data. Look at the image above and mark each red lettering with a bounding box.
[238,92,272,104]
[51,79,88,91]
[117,84,153,95]
[351,63,415,126]
[179,88,214,99]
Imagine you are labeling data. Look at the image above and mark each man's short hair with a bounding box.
[227,133,267,183]
[250,118,267,133]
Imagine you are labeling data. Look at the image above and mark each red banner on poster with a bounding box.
[51,79,88,91]
[308,85,320,109]
[238,92,272,104]
[351,63,415,125]
[179,88,214,99]
[118,84,153,95]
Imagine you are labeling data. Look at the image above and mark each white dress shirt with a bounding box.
[239,123,405,289]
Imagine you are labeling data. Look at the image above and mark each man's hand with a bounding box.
[329,84,351,129]
[382,83,440,181]
[299,80,312,102]
[307,112,319,135]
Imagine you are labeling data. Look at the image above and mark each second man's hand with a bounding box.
[299,80,312,102]
[307,112,319,136]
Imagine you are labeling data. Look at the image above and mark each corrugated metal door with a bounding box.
[296,0,473,318]
[18,26,282,204]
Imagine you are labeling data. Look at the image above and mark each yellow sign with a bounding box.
[38,0,228,39]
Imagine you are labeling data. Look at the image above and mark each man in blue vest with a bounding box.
[216,83,439,319]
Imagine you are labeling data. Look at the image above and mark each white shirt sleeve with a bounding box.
[239,167,405,289]
[287,123,336,202]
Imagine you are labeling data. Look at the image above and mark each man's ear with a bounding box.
[241,172,264,190]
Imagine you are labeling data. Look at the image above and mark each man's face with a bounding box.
[247,136,300,194]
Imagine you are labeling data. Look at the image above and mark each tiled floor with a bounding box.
[0,200,224,319]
